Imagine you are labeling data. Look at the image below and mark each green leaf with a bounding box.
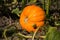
[44,27,60,40]
[12,8,21,16]
[29,0,37,4]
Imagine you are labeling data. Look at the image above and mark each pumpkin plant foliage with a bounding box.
[12,8,21,16]
[44,27,60,40]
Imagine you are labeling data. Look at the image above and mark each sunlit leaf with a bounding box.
[44,27,60,40]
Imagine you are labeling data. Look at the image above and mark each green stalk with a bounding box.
[43,0,45,9]
[12,0,17,4]
[32,27,40,40]
[17,32,46,39]
[3,29,8,40]
[21,0,26,10]
[45,0,50,15]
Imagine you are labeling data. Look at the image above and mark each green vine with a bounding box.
[17,32,46,39]
[3,29,8,40]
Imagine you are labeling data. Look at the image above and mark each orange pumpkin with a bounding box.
[19,5,45,32]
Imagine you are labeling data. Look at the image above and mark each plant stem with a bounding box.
[45,0,50,15]
[12,0,17,4]
[43,0,45,9]
[3,29,8,40]
[17,32,46,39]
[18,32,32,38]
[32,26,40,40]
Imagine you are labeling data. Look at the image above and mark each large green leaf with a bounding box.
[44,27,60,40]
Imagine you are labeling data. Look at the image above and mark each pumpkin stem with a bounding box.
[24,17,28,23]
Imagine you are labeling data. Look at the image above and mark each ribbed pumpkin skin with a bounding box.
[19,5,45,32]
